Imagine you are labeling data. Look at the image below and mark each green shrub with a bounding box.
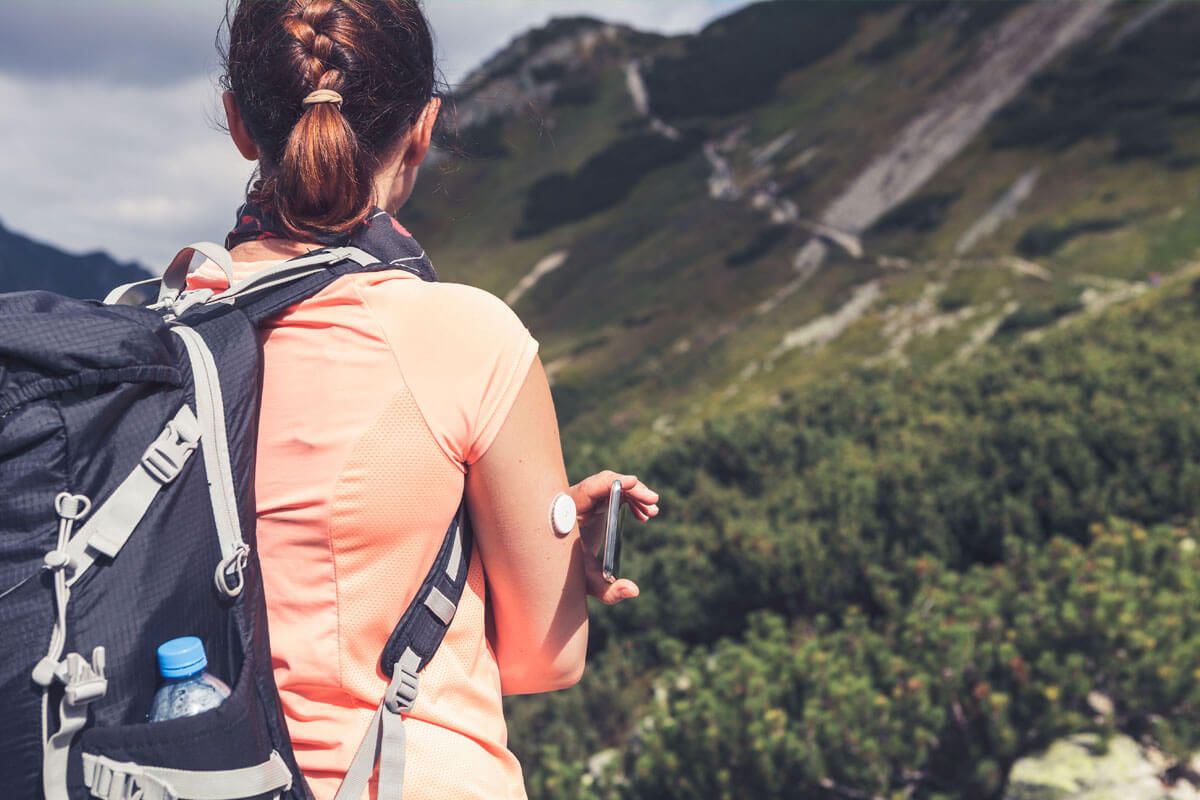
[874,191,961,235]
[990,4,1200,158]
[513,277,1200,798]
[937,282,973,313]
[551,78,599,107]
[619,521,1200,799]
[1015,219,1124,258]
[439,115,510,159]
[518,520,1200,800]
[993,298,1082,337]
[1113,109,1173,160]
[725,225,791,268]
[515,132,702,238]
[642,2,871,120]
[859,1,951,63]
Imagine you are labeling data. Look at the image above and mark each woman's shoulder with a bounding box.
[353,272,532,346]
[352,272,539,468]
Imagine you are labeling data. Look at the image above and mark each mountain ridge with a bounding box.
[0,218,150,300]
[414,0,1200,452]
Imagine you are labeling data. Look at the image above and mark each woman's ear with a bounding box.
[223,90,260,162]
[403,96,442,167]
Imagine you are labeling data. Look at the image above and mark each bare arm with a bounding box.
[465,356,656,695]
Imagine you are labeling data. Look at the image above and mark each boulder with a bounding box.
[1006,733,1199,800]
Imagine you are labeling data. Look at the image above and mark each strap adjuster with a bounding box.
[82,755,177,800]
[32,648,107,703]
[141,417,201,484]
[168,287,214,319]
[384,662,419,714]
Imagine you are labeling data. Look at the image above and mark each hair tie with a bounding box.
[302,89,343,108]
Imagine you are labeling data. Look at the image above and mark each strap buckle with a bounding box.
[64,651,109,706]
[384,661,420,714]
[82,755,176,800]
[141,417,201,484]
[32,648,107,704]
[164,288,215,320]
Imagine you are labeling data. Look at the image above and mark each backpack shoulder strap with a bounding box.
[335,502,473,800]
[379,501,472,674]
[231,246,430,326]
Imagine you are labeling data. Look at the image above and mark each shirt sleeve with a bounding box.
[359,278,539,471]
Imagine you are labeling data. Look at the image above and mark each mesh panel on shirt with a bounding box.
[330,386,463,696]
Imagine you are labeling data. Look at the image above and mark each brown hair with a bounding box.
[220,0,437,238]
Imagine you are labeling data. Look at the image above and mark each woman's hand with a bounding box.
[567,471,659,605]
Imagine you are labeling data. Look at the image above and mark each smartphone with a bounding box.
[601,479,624,583]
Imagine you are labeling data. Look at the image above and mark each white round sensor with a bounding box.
[550,493,577,536]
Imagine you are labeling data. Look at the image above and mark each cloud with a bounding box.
[0,1,750,269]
[0,0,224,87]
[0,1,749,87]
[0,74,252,269]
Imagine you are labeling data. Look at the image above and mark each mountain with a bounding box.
[0,219,150,299]
[419,4,1200,795]
[413,0,1200,456]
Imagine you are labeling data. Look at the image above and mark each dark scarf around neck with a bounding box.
[225,200,438,282]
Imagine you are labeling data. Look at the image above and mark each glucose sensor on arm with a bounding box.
[550,492,576,536]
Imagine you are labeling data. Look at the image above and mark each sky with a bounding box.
[0,0,749,271]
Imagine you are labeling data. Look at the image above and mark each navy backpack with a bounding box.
[0,243,471,800]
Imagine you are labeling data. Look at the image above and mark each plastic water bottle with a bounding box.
[147,636,231,722]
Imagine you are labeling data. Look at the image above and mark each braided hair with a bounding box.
[221,0,437,238]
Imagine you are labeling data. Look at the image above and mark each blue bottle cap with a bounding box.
[157,636,207,679]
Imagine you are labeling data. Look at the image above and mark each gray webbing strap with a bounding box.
[160,242,235,304]
[209,246,378,305]
[65,406,200,587]
[446,522,463,578]
[43,649,108,800]
[334,648,421,800]
[80,749,293,800]
[170,326,249,598]
[377,704,407,800]
[104,277,161,307]
[335,706,385,800]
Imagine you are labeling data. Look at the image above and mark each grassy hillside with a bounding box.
[507,259,1200,800]
[414,1,1200,459]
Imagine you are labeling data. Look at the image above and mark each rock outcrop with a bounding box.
[1006,734,1200,800]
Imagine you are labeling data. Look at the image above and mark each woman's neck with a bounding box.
[229,238,319,263]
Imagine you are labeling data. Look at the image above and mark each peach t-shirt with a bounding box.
[188,260,539,800]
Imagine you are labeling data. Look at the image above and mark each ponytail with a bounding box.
[273,82,374,236]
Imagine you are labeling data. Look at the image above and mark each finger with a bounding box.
[630,505,659,522]
[593,578,640,605]
[583,559,638,600]
[625,500,659,521]
[624,483,660,504]
[581,470,628,493]
[566,470,633,513]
